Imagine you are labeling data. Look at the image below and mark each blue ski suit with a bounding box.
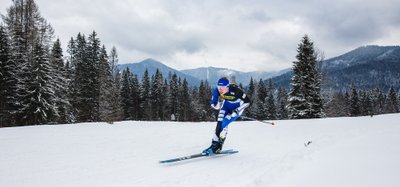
[210,84,251,141]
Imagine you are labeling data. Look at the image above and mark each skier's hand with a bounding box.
[234,108,244,116]
[226,112,237,120]
[211,102,221,110]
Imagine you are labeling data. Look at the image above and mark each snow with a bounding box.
[1,114,400,187]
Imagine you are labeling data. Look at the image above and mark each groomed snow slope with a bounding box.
[1,114,400,187]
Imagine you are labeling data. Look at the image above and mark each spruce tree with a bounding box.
[277,87,289,119]
[266,79,277,120]
[243,78,256,118]
[50,38,70,123]
[288,35,323,119]
[140,69,152,120]
[151,69,165,120]
[168,73,180,120]
[0,25,15,126]
[108,46,123,121]
[21,40,58,125]
[179,79,191,121]
[66,37,79,121]
[130,73,141,120]
[199,80,213,121]
[256,79,267,119]
[3,0,55,125]
[121,68,132,120]
[86,31,101,121]
[350,85,361,116]
[386,87,399,113]
[98,45,113,123]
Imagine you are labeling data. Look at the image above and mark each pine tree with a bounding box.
[66,37,79,122]
[360,90,373,116]
[50,38,70,123]
[190,87,203,121]
[324,92,348,117]
[179,79,191,121]
[98,45,113,123]
[243,77,256,118]
[198,80,213,121]
[121,68,132,120]
[168,73,180,120]
[371,88,385,115]
[256,79,267,119]
[108,46,123,121]
[130,73,141,120]
[3,0,56,125]
[266,79,277,120]
[288,35,323,119]
[140,69,152,120]
[21,39,58,125]
[0,25,15,126]
[277,87,289,119]
[73,33,93,122]
[86,31,101,121]
[386,86,399,113]
[151,69,165,120]
[350,85,361,116]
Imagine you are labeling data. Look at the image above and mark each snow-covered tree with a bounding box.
[178,79,191,121]
[288,35,323,119]
[0,25,16,126]
[21,39,58,125]
[108,46,123,121]
[3,0,56,125]
[140,69,152,120]
[98,45,113,123]
[50,38,70,123]
[243,78,256,118]
[276,87,288,119]
[386,86,399,113]
[255,79,267,119]
[168,73,180,120]
[349,85,361,116]
[151,69,165,120]
[198,80,213,121]
[266,79,277,120]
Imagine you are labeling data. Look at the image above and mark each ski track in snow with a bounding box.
[1,114,400,187]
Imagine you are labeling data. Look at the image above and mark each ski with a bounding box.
[159,149,239,164]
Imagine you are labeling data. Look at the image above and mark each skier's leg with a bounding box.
[203,105,228,154]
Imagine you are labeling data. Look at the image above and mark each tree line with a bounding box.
[1,0,399,127]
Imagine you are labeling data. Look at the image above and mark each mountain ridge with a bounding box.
[119,45,400,91]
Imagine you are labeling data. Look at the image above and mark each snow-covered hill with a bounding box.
[1,114,400,187]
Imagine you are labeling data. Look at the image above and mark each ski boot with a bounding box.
[202,138,225,155]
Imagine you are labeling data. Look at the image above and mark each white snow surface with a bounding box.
[1,114,400,187]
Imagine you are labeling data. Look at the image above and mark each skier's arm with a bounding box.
[233,88,251,115]
[210,88,221,109]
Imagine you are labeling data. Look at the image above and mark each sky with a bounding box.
[1,0,400,72]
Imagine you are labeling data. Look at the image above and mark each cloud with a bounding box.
[1,0,399,72]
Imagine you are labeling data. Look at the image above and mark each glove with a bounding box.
[211,102,221,110]
[225,112,237,120]
[233,108,244,116]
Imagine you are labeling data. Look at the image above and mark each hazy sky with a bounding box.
[1,0,399,72]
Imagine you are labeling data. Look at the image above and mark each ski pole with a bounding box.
[240,116,275,125]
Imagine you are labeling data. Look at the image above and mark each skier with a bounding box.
[202,77,251,155]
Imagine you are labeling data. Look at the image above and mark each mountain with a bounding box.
[119,45,400,90]
[181,67,290,85]
[272,45,400,92]
[119,59,284,86]
[119,58,201,85]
